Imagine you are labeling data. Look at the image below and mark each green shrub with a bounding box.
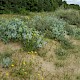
[65,25,76,36]
[0,18,45,51]
[74,28,80,40]
[27,15,74,49]
[65,25,80,40]
[18,8,30,15]
[28,15,66,40]
[54,9,80,26]
[22,29,45,51]
[0,18,25,43]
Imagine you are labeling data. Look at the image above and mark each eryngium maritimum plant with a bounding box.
[0,18,45,51]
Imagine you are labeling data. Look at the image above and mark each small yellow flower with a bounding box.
[34,51,37,54]
[23,61,26,65]
[11,64,14,67]
[42,77,44,80]
[38,74,40,76]
[22,69,25,71]
[33,33,36,36]
[24,72,27,74]
[5,72,9,76]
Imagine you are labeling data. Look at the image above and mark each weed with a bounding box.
[55,61,65,67]
[55,47,68,60]
[60,38,74,49]
[11,60,34,79]
[0,51,13,68]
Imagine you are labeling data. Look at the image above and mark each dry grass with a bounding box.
[0,41,22,53]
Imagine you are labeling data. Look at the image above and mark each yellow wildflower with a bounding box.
[24,72,27,74]
[5,72,9,76]
[38,73,40,76]
[34,51,37,54]
[33,33,36,36]
[42,77,44,80]
[11,64,14,67]
[22,69,25,71]
[23,61,26,65]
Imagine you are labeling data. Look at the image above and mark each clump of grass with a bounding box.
[65,25,76,36]
[0,51,13,68]
[74,28,80,40]
[60,38,74,49]
[55,61,65,67]
[65,25,80,40]
[63,74,71,80]
[76,75,80,80]
[55,47,68,60]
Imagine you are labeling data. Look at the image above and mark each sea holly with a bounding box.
[0,18,45,51]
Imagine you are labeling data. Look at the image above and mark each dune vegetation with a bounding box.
[0,0,80,80]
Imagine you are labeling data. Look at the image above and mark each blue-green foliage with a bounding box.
[0,18,44,51]
[27,15,73,49]
[74,28,80,39]
[65,25,80,40]
[0,18,24,42]
[2,57,12,68]
[28,15,66,40]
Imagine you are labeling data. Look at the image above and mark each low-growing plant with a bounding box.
[27,15,75,49]
[76,75,80,80]
[65,25,76,36]
[2,57,12,68]
[55,47,68,60]
[65,24,80,40]
[22,28,45,51]
[28,15,67,40]
[11,60,34,79]
[74,28,80,40]
[60,38,73,49]
[0,51,12,61]
[0,51,13,68]
[55,61,65,67]
[0,18,45,51]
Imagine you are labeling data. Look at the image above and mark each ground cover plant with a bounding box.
[0,18,45,51]
[27,15,73,49]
